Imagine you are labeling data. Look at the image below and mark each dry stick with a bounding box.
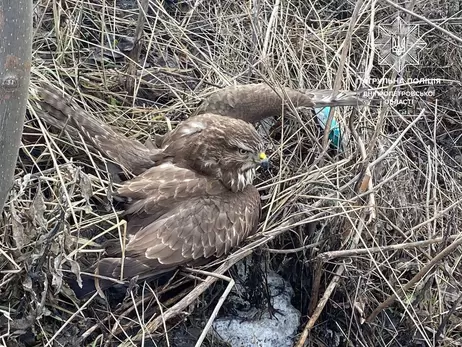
[117,291,148,347]
[366,235,462,322]
[297,110,371,346]
[44,292,99,347]
[296,215,367,347]
[265,241,323,254]
[0,248,21,273]
[149,285,171,347]
[119,249,252,345]
[384,0,462,45]
[435,292,462,343]
[363,0,377,84]
[307,258,323,316]
[87,281,191,346]
[180,0,205,27]
[298,110,425,342]
[349,109,377,222]
[321,0,364,151]
[125,0,149,94]
[318,236,461,261]
[369,110,425,168]
[362,2,406,179]
[34,118,80,228]
[409,199,462,235]
[189,269,235,347]
[261,0,280,61]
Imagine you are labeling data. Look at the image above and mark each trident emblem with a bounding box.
[391,35,406,57]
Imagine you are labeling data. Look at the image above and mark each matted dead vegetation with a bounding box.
[1,0,462,346]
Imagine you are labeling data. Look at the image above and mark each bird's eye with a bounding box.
[238,148,248,155]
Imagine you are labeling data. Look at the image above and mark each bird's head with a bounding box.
[161,114,268,192]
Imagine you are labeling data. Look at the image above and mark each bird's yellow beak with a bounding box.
[258,152,269,169]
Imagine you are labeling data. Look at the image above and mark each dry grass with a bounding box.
[1,0,462,346]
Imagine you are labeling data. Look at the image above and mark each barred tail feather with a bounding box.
[35,85,157,174]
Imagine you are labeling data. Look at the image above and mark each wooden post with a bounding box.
[0,0,33,211]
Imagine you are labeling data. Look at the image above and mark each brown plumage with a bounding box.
[36,83,363,174]
[35,86,267,295]
[97,114,265,283]
[194,83,364,123]
[36,85,156,175]
[34,82,361,296]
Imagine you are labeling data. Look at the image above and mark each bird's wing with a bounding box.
[95,166,261,281]
[117,162,225,215]
[130,186,260,263]
[34,85,157,174]
[194,83,364,124]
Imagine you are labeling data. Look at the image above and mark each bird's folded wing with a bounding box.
[33,85,157,174]
[195,83,365,124]
[117,162,226,214]
[98,184,261,281]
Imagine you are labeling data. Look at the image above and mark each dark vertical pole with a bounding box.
[0,0,33,211]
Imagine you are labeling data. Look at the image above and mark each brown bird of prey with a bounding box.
[35,83,362,295]
[96,114,266,289]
